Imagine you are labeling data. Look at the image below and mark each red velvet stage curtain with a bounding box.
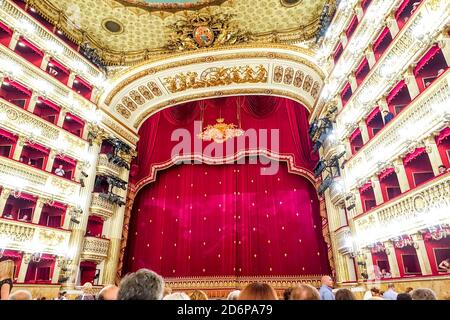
[131,96,318,186]
[124,161,330,278]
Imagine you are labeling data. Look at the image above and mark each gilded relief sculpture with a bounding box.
[165,13,252,51]
[163,65,268,93]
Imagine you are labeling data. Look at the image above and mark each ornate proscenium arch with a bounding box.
[98,44,326,132]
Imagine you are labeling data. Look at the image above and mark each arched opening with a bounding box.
[122,95,331,285]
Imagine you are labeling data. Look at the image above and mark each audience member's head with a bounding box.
[411,288,437,300]
[227,290,241,300]
[290,284,320,300]
[163,292,190,300]
[370,287,381,296]
[98,285,119,300]
[9,290,32,300]
[189,290,208,300]
[321,275,333,288]
[283,287,293,300]
[239,283,278,300]
[335,288,356,300]
[82,282,93,294]
[405,287,414,294]
[387,283,395,290]
[397,293,412,300]
[438,165,447,174]
[118,268,164,300]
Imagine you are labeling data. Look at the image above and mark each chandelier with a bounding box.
[197,98,244,144]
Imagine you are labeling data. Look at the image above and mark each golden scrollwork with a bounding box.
[163,65,268,93]
[165,13,252,52]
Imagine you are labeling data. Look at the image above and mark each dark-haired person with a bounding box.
[383,110,394,124]
[411,288,437,300]
[335,288,356,300]
[397,293,412,300]
[283,288,293,300]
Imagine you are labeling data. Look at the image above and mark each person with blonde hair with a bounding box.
[0,260,14,300]
[75,282,96,300]
[163,292,190,300]
[238,283,278,300]
[227,290,241,300]
[290,284,320,300]
[189,290,208,300]
[8,290,32,300]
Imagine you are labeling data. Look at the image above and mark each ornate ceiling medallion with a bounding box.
[165,13,252,51]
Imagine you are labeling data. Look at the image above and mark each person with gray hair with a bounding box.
[118,268,164,300]
[163,292,190,300]
[411,288,437,300]
[227,290,241,300]
[8,290,32,300]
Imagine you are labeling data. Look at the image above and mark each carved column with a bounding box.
[17,253,31,283]
[386,13,400,38]
[114,192,135,284]
[365,45,376,68]
[12,136,25,161]
[362,248,376,280]
[370,176,384,206]
[353,189,364,217]
[0,188,12,213]
[56,109,67,127]
[102,167,131,284]
[411,233,433,275]
[359,120,370,144]
[393,158,410,192]
[384,241,400,278]
[377,95,390,114]
[51,262,62,284]
[31,198,45,224]
[8,30,20,50]
[67,71,76,88]
[438,36,450,66]
[62,206,73,229]
[345,255,357,282]
[340,33,348,48]
[45,150,57,173]
[404,66,420,100]
[63,132,103,289]
[40,52,51,71]
[424,136,444,176]
[26,91,40,113]
[349,74,358,93]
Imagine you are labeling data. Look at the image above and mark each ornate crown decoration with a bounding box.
[197,118,244,144]
[165,12,252,51]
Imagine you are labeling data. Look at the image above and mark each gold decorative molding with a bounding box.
[164,275,326,291]
[354,173,450,247]
[0,219,70,254]
[90,193,115,220]
[103,47,324,106]
[81,236,110,262]
[165,12,252,51]
[163,64,268,93]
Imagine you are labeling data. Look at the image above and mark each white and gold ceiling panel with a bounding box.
[98,44,325,130]
[28,0,334,64]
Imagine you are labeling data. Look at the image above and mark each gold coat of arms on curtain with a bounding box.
[165,13,252,51]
